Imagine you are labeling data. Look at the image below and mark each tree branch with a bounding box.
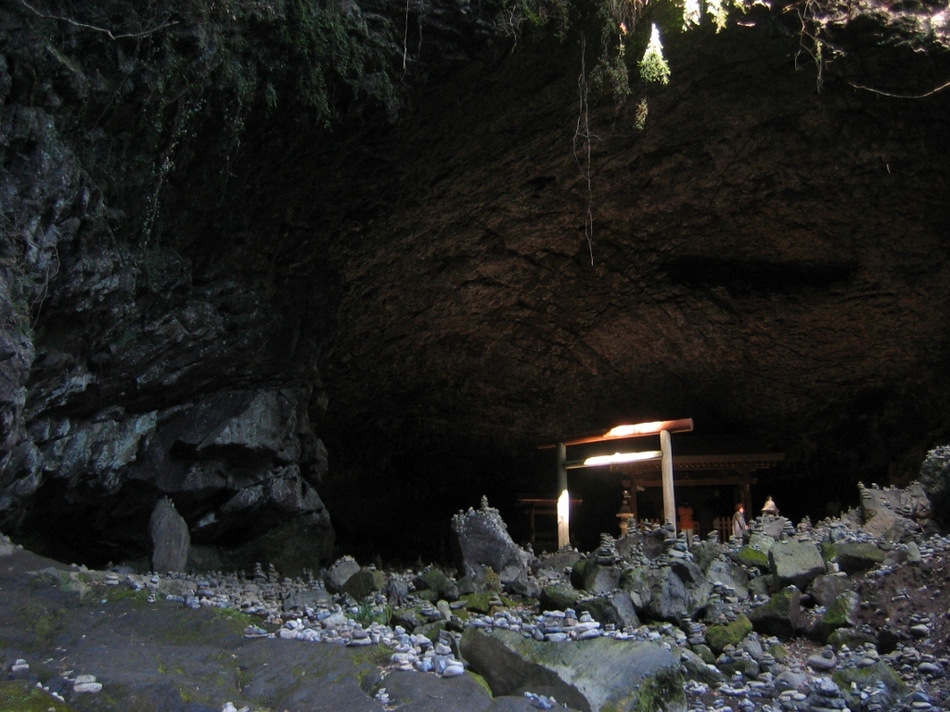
[849,79,950,99]
[18,0,178,40]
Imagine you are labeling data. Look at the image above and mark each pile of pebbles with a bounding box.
[121,550,948,712]
[7,525,950,712]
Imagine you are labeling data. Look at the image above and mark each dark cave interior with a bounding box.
[1,0,949,571]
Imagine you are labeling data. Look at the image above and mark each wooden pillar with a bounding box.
[660,429,676,534]
[556,442,570,549]
[739,469,752,516]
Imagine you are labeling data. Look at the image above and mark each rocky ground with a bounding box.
[2,486,950,712]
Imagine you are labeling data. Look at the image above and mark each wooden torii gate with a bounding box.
[540,418,694,549]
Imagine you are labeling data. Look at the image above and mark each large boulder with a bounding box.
[917,445,950,529]
[747,586,802,638]
[621,563,710,623]
[705,614,753,654]
[826,541,886,575]
[149,497,190,573]
[325,556,362,593]
[814,590,860,642]
[857,483,922,541]
[576,591,641,631]
[705,556,751,601]
[450,498,531,581]
[460,627,685,712]
[809,573,854,608]
[571,558,621,593]
[768,540,825,590]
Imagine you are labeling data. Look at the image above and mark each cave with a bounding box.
[1,0,949,571]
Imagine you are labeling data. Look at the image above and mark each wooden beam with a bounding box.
[633,476,759,488]
[613,453,784,472]
[539,418,694,449]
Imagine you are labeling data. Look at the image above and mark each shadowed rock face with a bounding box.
[1,0,949,563]
[297,15,950,550]
[320,27,950,452]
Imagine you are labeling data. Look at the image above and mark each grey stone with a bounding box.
[460,627,685,712]
[706,556,751,601]
[325,556,362,593]
[831,541,886,574]
[450,503,531,580]
[575,591,641,631]
[918,446,950,529]
[768,540,825,590]
[747,586,802,638]
[571,559,621,593]
[149,497,190,573]
[810,574,854,608]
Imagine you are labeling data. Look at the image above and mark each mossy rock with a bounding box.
[833,542,887,574]
[734,546,769,570]
[570,558,589,589]
[468,671,493,698]
[630,667,686,712]
[461,591,495,613]
[767,642,789,664]
[715,654,760,679]
[0,681,78,711]
[461,591,513,614]
[539,584,580,612]
[705,613,753,654]
[391,606,427,630]
[342,569,387,601]
[747,586,801,638]
[415,568,459,601]
[827,627,877,650]
[821,541,838,562]
[833,660,908,708]
[691,643,716,664]
[821,590,859,628]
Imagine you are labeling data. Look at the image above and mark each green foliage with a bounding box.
[353,601,392,628]
[7,0,408,243]
[496,0,573,40]
[639,23,671,84]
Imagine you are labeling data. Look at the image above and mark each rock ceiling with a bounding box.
[3,0,950,562]
[243,13,950,491]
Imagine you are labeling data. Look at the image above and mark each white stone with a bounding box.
[441,662,465,677]
[74,681,103,693]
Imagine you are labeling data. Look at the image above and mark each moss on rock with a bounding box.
[705,614,753,654]
[0,681,78,711]
[735,546,770,570]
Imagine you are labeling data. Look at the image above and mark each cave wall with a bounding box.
[0,7,345,567]
[2,0,950,564]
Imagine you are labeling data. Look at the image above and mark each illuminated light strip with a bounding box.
[582,450,663,467]
[604,422,669,438]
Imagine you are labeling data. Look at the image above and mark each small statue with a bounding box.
[761,496,779,517]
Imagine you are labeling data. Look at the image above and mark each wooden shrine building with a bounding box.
[536,419,783,548]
